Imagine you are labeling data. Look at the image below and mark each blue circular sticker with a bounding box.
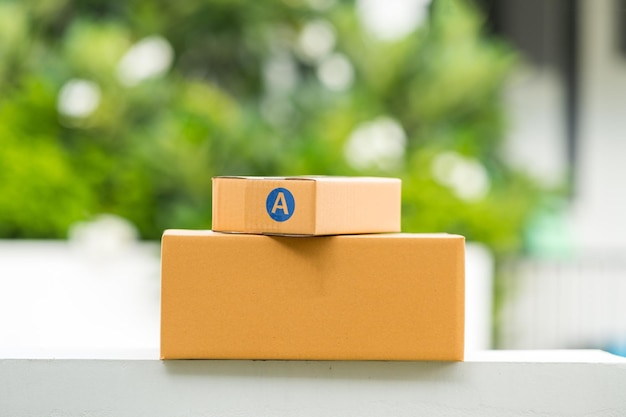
[266,187,295,222]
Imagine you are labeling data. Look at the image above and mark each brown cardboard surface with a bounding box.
[211,176,401,235]
[161,230,465,361]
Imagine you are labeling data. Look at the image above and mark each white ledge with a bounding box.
[2,350,625,417]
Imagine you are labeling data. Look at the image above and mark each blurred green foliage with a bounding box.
[0,0,543,256]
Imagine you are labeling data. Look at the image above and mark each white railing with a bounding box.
[500,254,626,351]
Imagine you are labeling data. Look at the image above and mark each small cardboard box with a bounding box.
[211,176,401,235]
[161,230,465,361]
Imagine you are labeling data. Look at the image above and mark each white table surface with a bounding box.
[2,349,626,417]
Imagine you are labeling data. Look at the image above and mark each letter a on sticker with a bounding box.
[266,187,295,222]
[271,192,289,215]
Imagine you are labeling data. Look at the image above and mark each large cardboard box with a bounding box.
[161,230,465,361]
[211,176,401,235]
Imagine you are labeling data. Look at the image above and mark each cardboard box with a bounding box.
[161,230,465,361]
[211,176,401,235]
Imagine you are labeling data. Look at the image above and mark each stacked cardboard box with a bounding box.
[161,176,465,360]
